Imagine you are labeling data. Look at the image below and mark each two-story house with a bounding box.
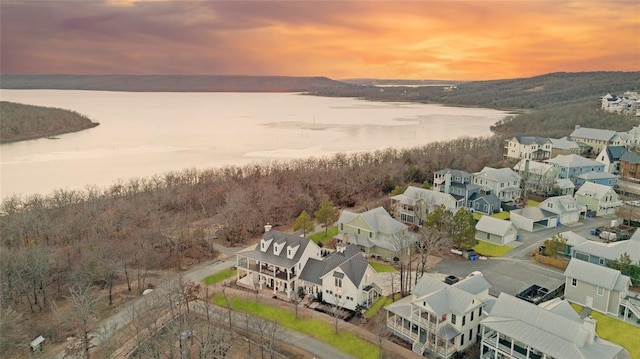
[298,243,379,311]
[538,195,584,224]
[390,186,462,227]
[473,167,522,203]
[574,171,618,187]
[564,258,631,316]
[433,169,501,214]
[386,272,491,358]
[619,150,640,179]
[549,136,586,157]
[596,145,627,174]
[480,293,627,359]
[512,159,559,195]
[569,125,628,156]
[503,135,552,161]
[235,230,322,299]
[337,206,417,260]
[574,181,621,216]
[545,154,605,183]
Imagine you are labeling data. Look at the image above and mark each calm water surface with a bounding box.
[1,90,508,197]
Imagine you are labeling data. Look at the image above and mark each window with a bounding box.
[357,228,361,234]
[471,311,474,321]
[469,329,473,341]
[597,286,604,296]
[460,334,464,346]
[369,232,372,238]
[335,278,342,288]
[599,258,605,265]
[571,278,577,287]
[486,233,490,240]
[340,223,343,230]
[462,315,466,326]
[451,314,457,324]
[478,308,482,317]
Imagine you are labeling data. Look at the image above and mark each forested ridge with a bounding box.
[1,71,639,357]
[0,101,99,143]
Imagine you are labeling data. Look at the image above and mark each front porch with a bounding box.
[387,312,457,358]
[235,262,296,299]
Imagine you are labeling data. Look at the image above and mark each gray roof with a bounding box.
[538,297,582,322]
[573,231,640,262]
[237,231,315,269]
[452,272,491,296]
[299,244,369,287]
[513,160,556,175]
[570,127,617,142]
[556,178,576,189]
[604,146,627,161]
[576,171,617,180]
[575,181,616,199]
[482,293,626,359]
[410,273,489,316]
[550,137,581,150]
[559,231,588,247]
[475,215,515,236]
[540,195,580,214]
[510,206,556,221]
[385,295,413,318]
[564,258,630,291]
[391,186,457,208]
[469,192,501,207]
[620,150,640,165]
[546,154,602,168]
[338,206,408,235]
[474,167,521,182]
[514,135,550,145]
[434,168,472,180]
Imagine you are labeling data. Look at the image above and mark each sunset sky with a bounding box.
[1,0,638,80]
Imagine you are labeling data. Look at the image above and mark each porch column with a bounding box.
[287,269,291,298]
[236,256,240,282]
[258,262,263,290]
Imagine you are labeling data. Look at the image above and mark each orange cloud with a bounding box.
[1,1,638,80]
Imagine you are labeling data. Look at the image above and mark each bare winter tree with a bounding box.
[68,284,100,359]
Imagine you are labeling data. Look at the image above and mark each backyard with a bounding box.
[571,304,640,358]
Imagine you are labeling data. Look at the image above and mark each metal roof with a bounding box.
[474,167,521,183]
[475,215,515,236]
[570,127,617,142]
[575,181,616,200]
[546,154,603,168]
[576,171,617,180]
[550,137,581,150]
[564,258,629,291]
[514,135,551,145]
[338,206,408,235]
[572,233,640,262]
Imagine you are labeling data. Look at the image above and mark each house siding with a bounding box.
[565,279,611,314]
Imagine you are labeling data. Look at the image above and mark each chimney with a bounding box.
[575,124,581,130]
[444,173,451,194]
[264,223,272,233]
[336,242,346,253]
[582,316,597,344]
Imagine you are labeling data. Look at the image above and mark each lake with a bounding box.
[0,90,508,197]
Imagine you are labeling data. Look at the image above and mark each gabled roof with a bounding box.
[338,206,407,235]
[546,154,602,168]
[513,160,556,176]
[564,258,630,292]
[434,168,472,179]
[604,146,627,161]
[474,167,521,183]
[482,293,626,359]
[556,178,576,190]
[513,135,551,145]
[299,244,367,285]
[570,127,617,142]
[510,206,556,220]
[575,181,615,199]
[475,215,515,236]
[550,137,581,150]
[538,297,582,322]
[391,186,457,208]
[237,231,315,269]
[468,192,501,207]
[559,231,588,247]
[540,195,580,214]
[620,150,640,165]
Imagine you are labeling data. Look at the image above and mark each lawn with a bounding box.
[364,296,393,319]
[370,261,396,273]
[309,226,338,244]
[571,304,640,358]
[474,212,510,221]
[527,199,540,206]
[213,295,379,359]
[473,241,513,257]
[203,268,237,285]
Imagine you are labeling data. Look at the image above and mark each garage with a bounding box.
[509,207,558,232]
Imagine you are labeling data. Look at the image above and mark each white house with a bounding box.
[475,215,518,245]
[503,135,552,161]
[235,230,322,299]
[538,195,584,225]
[390,186,462,227]
[480,293,627,359]
[387,272,491,358]
[298,243,378,311]
[509,206,558,232]
[473,167,522,203]
[596,145,627,174]
[513,159,559,195]
[569,125,628,155]
[574,182,621,216]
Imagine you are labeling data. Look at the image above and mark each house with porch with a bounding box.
[337,206,417,260]
[475,215,518,246]
[513,159,559,195]
[433,169,501,215]
[596,145,627,174]
[298,243,378,311]
[564,258,631,316]
[574,181,621,216]
[538,195,584,225]
[235,230,322,299]
[386,272,491,358]
[390,186,462,227]
[503,135,552,161]
[549,136,587,157]
[480,293,628,359]
[473,167,522,203]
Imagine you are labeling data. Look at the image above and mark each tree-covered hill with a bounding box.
[0,101,99,143]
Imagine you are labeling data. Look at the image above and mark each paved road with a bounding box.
[433,214,617,297]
